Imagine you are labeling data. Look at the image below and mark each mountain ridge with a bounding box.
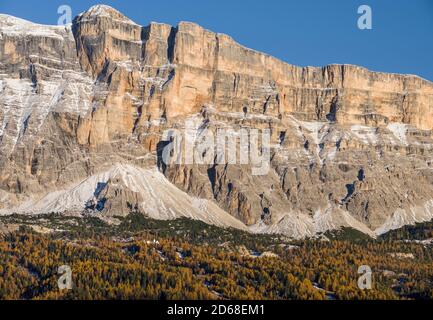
[2,5,432,83]
[1,4,433,239]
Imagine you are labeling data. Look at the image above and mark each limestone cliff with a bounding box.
[1,5,433,238]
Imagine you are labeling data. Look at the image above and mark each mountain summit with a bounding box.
[0,5,433,238]
[77,4,138,24]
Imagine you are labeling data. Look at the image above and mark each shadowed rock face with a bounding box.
[1,4,433,238]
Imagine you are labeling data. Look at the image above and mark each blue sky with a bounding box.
[1,0,432,81]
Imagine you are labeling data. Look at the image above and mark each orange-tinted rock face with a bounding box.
[0,5,433,238]
[69,6,433,143]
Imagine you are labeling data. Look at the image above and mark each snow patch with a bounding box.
[0,14,72,40]
[387,123,409,145]
[78,4,138,25]
[350,125,378,145]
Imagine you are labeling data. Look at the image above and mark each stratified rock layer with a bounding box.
[1,5,433,238]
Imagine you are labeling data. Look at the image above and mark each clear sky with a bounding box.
[1,0,432,81]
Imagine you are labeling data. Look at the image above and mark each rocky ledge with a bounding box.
[0,4,433,238]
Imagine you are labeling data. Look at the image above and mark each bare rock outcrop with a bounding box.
[1,5,433,238]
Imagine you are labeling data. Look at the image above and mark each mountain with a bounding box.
[0,163,247,230]
[1,4,433,239]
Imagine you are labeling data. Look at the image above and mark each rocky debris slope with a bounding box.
[0,163,247,230]
[1,5,433,238]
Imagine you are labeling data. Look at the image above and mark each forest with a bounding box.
[0,213,432,300]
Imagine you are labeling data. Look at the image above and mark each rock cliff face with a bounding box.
[1,5,433,238]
